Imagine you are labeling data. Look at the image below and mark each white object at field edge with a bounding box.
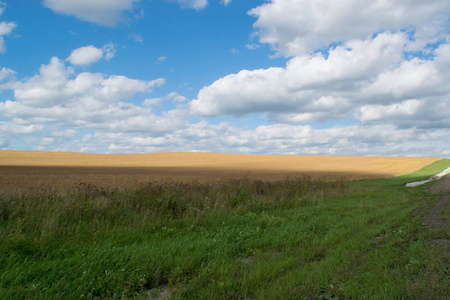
[405,166,450,187]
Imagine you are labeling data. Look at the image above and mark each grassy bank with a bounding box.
[1,160,449,299]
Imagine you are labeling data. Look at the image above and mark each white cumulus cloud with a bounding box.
[8,56,164,110]
[43,0,213,27]
[43,0,140,27]
[357,100,422,122]
[144,92,187,106]
[102,43,116,60]
[190,30,450,131]
[66,46,104,66]
[66,44,116,66]
[0,67,15,82]
[249,0,450,56]
[190,33,407,118]
[0,52,175,152]
[184,0,450,157]
[0,2,17,54]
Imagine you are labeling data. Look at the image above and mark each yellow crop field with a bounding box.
[0,151,440,194]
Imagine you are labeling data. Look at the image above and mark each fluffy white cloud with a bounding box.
[361,46,450,102]
[0,51,194,152]
[0,21,15,36]
[144,92,187,106]
[191,33,406,116]
[0,3,17,53]
[357,100,421,122]
[43,0,140,26]
[0,120,45,148]
[66,44,116,66]
[12,57,74,107]
[2,62,448,158]
[66,46,103,65]
[102,43,116,60]
[43,0,213,26]
[0,67,15,82]
[6,56,164,111]
[183,0,450,158]
[167,92,188,102]
[191,30,450,129]
[221,0,233,6]
[249,0,450,56]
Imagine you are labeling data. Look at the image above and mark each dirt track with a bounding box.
[424,176,450,246]
[429,175,450,195]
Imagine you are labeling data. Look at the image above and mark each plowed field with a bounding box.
[0,151,440,193]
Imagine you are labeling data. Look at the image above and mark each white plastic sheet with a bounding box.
[405,167,450,187]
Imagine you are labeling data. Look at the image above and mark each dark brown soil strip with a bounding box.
[425,176,450,246]
[423,193,450,230]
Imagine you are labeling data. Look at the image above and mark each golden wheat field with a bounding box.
[0,151,440,194]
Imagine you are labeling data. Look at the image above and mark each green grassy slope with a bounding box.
[356,158,450,187]
[1,161,449,299]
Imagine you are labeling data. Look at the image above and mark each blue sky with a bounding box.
[0,0,449,157]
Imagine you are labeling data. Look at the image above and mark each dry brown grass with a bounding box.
[0,151,440,194]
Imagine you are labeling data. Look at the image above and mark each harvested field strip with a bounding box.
[0,151,438,174]
[0,151,440,194]
[0,165,394,195]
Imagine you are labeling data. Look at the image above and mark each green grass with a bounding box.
[356,158,450,187]
[1,160,449,299]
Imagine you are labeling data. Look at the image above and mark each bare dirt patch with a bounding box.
[425,176,450,246]
[423,194,450,229]
[147,285,172,300]
[429,174,450,195]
